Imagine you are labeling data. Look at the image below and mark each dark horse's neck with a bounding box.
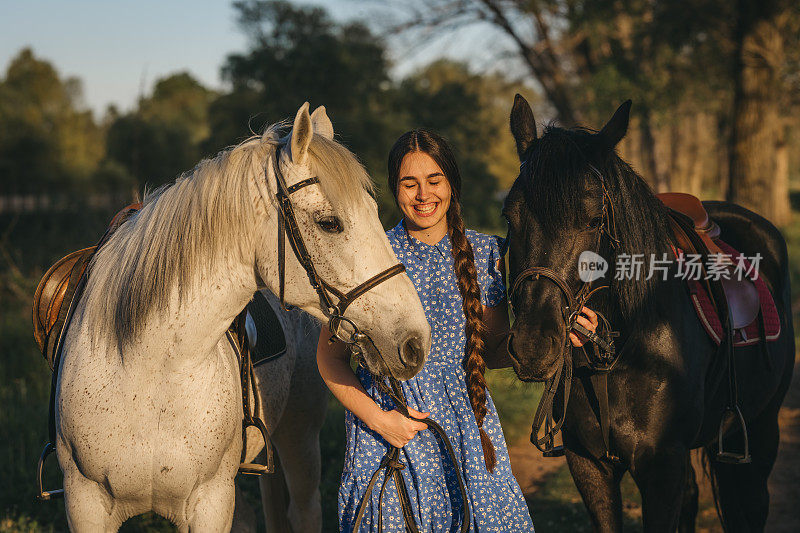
[592,159,680,347]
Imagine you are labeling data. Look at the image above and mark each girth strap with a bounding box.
[352,376,471,533]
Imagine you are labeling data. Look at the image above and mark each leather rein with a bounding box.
[507,166,623,461]
[270,146,471,531]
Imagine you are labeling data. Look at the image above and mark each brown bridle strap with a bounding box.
[322,263,406,315]
[270,145,405,346]
[352,375,471,533]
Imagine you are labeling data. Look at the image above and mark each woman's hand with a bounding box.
[569,306,599,347]
[370,407,430,448]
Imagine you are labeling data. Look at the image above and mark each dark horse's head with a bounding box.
[504,95,673,382]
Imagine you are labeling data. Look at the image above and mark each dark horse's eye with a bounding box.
[587,216,603,229]
[316,215,343,234]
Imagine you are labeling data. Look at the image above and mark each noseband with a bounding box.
[507,165,622,460]
[270,145,405,354]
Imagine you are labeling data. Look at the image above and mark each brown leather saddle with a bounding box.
[32,203,142,371]
[657,192,779,464]
[657,192,760,330]
[33,247,96,371]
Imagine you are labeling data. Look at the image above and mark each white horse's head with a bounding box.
[252,103,430,380]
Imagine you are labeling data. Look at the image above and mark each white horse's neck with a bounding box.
[124,261,255,372]
[118,180,276,370]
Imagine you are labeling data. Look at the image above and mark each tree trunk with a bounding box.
[773,124,791,224]
[727,3,788,225]
[640,106,668,192]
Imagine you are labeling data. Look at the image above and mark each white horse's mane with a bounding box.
[83,122,374,349]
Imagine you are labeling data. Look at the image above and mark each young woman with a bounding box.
[317,129,598,532]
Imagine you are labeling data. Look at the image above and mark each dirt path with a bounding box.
[765,362,800,532]
[508,438,565,497]
[507,363,800,530]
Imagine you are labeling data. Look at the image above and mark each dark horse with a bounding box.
[503,94,795,532]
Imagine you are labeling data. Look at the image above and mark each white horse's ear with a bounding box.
[310,106,334,140]
[289,102,313,165]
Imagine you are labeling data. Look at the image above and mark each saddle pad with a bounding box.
[686,240,780,346]
[246,291,287,365]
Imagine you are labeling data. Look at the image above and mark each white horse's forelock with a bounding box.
[83,121,374,350]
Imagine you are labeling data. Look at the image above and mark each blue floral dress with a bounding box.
[338,221,535,532]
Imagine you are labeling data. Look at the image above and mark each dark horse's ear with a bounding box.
[598,100,632,148]
[510,93,538,160]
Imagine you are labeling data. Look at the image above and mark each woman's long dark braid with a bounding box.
[448,201,496,472]
[388,128,496,472]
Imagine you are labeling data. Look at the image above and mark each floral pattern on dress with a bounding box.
[338,220,535,532]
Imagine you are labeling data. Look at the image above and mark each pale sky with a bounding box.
[0,0,510,116]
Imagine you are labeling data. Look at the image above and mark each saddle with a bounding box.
[33,247,96,371]
[656,193,778,340]
[658,192,781,464]
[32,203,141,371]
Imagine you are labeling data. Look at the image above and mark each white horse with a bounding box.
[226,289,327,533]
[55,103,430,531]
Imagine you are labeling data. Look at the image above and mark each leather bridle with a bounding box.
[507,165,622,461]
[270,145,405,354]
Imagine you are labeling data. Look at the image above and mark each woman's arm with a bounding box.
[483,302,514,370]
[316,327,429,447]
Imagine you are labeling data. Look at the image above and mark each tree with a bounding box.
[103,72,215,189]
[207,0,403,220]
[0,48,103,195]
[727,0,796,225]
[388,0,800,225]
[208,1,524,229]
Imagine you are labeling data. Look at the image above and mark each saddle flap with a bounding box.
[686,240,780,346]
[243,291,287,365]
[721,277,760,330]
[32,247,97,370]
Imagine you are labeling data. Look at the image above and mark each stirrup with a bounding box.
[238,417,274,475]
[716,406,751,464]
[37,442,64,500]
[542,446,565,458]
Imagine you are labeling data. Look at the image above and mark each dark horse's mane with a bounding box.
[521,124,675,322]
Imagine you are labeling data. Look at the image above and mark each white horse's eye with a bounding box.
[315,215,343,234]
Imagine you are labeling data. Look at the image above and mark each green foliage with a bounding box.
[0,48,103,194]
[206,0,404,223]
[103,72,216,190]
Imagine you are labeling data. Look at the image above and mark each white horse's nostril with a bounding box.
[399,336,424,366]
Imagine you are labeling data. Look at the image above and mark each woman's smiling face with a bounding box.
[396,151,452,235]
